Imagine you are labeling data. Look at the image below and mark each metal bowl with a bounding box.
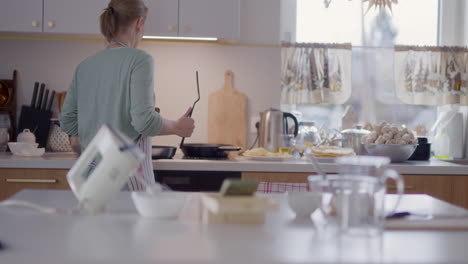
[152,146,177,159]
[364,144,417,163]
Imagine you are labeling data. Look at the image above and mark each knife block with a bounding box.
[17,106,52,148]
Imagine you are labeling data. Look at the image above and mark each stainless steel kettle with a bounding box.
[258,108,299,152]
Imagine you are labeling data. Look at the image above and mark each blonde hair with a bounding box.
[100,0,148,42]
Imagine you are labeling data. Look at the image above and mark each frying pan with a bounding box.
[152,145,177,159]
[180,143,241,158]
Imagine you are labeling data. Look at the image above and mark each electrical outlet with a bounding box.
[249,115,260,134]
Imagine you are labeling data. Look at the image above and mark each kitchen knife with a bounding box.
[46,90,55,112]
[30,82,39,108]
[42,89,49,111]
[36,83,45,110]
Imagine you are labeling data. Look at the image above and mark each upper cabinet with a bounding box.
[43,0,109,34]
[0,0,240,40]
[178,0,240,39]
[0,0,43,32]
[145,0,240,39]
[145,0,179,37]
[0,0,107,34]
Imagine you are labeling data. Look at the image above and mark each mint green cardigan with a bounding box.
[59,48,163,150]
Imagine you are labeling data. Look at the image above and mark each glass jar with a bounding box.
[297,121,322,147]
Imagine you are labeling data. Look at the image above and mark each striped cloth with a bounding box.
[88,135,155,191]
[127,135,155,191]
[257,182,309,193]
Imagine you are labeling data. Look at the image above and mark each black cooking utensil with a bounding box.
[46,90,55,112]
[152,145,177,159]
[180,143,241,159]
[179,71,200,148]
[36,83,45,109]
[41,89,49,111]
[30,82,39,108]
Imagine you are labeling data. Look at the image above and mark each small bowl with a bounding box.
[8,142,42,156]
[364,144,417,163]
[287,192,323,218]
[131,191,187,219]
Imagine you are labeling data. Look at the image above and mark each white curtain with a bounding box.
[281,43,352,105]
[394,45,468,105]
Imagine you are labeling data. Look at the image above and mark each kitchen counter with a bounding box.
[1,189,468,264]
[0,152,467,175]
[0,152,78,169]
[153,157,468,175]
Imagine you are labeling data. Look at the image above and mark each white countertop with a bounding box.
[1,189,468,264]
[0,152,468,175]
[0,152,78,169]
[152,157,468,175]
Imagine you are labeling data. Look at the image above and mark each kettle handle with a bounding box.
[283,112,299,137]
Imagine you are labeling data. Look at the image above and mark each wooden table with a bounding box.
[1,190,468,264]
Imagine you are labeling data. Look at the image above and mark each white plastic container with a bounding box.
[132,191,187,218]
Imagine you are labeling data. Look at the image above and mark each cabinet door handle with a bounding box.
[47,21,55,28]
[183,25,191,33]
[31,20,40,27]
[167,25,176,32]
[6,179,58,184]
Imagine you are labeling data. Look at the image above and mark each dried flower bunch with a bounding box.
[362,122,418,145]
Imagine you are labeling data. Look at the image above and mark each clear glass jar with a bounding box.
[297,121,322,147]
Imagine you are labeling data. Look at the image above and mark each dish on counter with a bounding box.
[242,147,292,161]
[244,155,293,161]
[8,142,44,157]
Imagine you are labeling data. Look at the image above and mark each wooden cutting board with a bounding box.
[208,70,248,150]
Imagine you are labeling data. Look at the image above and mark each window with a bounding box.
[296,0,439,46]
[284,0,440,134]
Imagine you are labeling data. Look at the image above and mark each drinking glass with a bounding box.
[308,156,404,236]
[278,134,294,155]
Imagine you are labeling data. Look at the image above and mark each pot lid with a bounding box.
[341,124,371,135]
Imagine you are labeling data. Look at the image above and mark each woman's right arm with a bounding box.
[129,53,194,137]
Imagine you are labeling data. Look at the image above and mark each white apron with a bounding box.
[126,135,155,191]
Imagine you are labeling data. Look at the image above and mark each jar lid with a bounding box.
[299,121,316,126]
[341,125,370,135]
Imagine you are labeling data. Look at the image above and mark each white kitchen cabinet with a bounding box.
[0,0,240,39]
[43,0,109,34]
[179,0,240,39]
[145,0,240,39]
[0,0,43,32]
[145,0,179,37]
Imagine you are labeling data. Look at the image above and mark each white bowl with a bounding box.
[131,191,187,219]
[287,192,323,218]
[7,142,43,156]
[364,144,417,163]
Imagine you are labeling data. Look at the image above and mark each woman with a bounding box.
[60,0,195,191]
